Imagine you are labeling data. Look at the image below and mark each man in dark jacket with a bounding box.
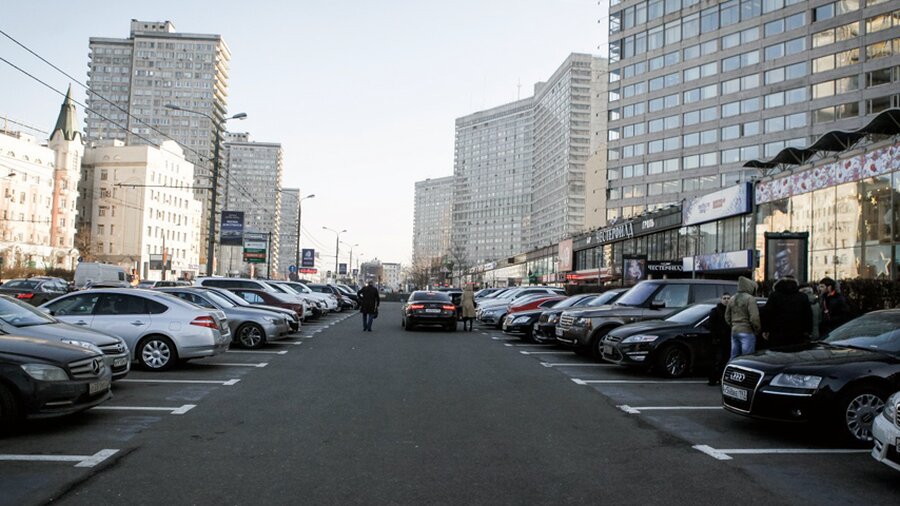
[707,293,731,386]
[762,276,813,347]
[357,281,380,332]
[818,277,851,336]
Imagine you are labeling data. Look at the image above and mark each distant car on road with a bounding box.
[0,278,68,305]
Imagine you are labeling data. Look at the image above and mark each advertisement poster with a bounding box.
[301,248,316,267]
[243,233,267,264]
[220,211,244,246]
[558,239,573,272]
[623,255,647,284]
[339,263,347,275]
[765,232,809,283]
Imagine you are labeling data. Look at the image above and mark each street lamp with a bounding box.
[341,241,359,282]
[165,104,246,276]
[321,226,346,282]
[293,193,315,276]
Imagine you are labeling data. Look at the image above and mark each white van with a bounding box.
[74,262,129,289]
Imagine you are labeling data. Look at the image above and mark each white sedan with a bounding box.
[872,390,900,472]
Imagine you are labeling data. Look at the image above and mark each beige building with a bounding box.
[0,88,83,271]
[78,139,203,279]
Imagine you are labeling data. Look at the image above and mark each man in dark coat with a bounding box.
[818,277,852,336]
[762,276,813,347]
[357,280,380,332]
[707,293,731,386]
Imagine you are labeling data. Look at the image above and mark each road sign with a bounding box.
[339,263,347,275]
[288,265,297,273]
[243,233,267,264]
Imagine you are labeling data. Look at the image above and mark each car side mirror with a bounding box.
[38,307,54,316]
[650,300,666,310]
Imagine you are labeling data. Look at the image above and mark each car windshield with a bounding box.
[204,290,237,308]
[614,283,659,307]
[209,288,252,307]
[553,295,594,309]
[410,291,451,302]
[1,280,39,290]
[137,281,155,288]
[823,312,900,354]
[665,303,715,324]
[0,296,56,327]
[289,283,313,293]
[587,291,624,307]
[275,284,301,295]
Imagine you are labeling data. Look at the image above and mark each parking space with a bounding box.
[480,326,900,501]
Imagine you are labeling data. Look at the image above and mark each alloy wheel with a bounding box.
[141,339,172,369]
[663,347,689,378]
[845,393,884,442]
[238,324,264,348]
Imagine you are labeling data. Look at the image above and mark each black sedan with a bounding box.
[402,291,457,331]
[0,335,113,431]
[0,278,68,306]
[722,309,900,444]
[534,289,627,343]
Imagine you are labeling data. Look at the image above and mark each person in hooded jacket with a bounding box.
[726,276,761,359]
[706,293,731,386]
[761,276,812,347]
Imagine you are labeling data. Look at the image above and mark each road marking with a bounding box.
[520,351,571,355]
[618,405,722,414]
[692,445,870,461]
[540,362,617,368]
[572,378,706,385]
[207,362,268,368]
[0,449,119,468]
[93,404,196,415]
[226,350,288,355]
[119,379,241,386]
[268,341,305,346]
[491,336,517,341]
[503,343,556,347]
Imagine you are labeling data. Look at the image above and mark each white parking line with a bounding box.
[540,362,617,368]
[268,341,305,346]
[692,445,869,461]
[206,362,268,368]
[520,351,572,355]
[0,449,119,468]
[491,337,517,341]
[503,343,556,347]
[118,378,241,386]
[572,378,707,385]
[226,350,288,355]
[93,404,196,415]
[618,405,722,414]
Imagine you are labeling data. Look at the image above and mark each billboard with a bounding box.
[623,255,647,284]
[243,233,267,264]
[683,183,753,226]
[221,211,245,246]
[301,248,315,268]
[765,232,809,283]
[558,239,573,272]
[338,263,347,275]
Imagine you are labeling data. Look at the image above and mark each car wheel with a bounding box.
[236,323,266,349]
[837,385,887,444]
[590,328,616,360]
[138,335,178,371]
[656,345,691,378]
[0,383,22,433]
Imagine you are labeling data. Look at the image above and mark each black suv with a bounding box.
[555,279,736,359]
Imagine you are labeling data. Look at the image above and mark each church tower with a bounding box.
[47,85,84,268]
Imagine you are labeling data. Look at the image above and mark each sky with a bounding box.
[0,0,607,269]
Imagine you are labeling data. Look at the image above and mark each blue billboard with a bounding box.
[301,248,316,267]
[220,211,244,246]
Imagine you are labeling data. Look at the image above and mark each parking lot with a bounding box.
[0,311,355,506]
[479,325,899,504]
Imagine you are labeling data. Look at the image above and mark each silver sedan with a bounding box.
[41,288,230,371]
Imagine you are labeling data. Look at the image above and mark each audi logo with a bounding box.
[729,371,746,382]
[91,359,103,375]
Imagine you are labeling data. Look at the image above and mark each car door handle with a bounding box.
[130,320,146,326]
[74,320,89,326]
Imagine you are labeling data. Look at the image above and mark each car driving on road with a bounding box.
[402,291,458,331]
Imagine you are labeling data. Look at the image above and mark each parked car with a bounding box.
[228,289,305,320]
[402,291,458,331]
[41,288,231,371]
[304,283,344,311]
[476,287,566,328]
[137,280,191,289]
[0,295,130,379]
[474,288,504,299]
[602,299,765,378]
[501,296,568,341]
[74,262,129,289]
[0,278,69,306]
[556,279,736,358]
[722,309,900,444]
[335,284,360,307]
[0,335,112,430]
[872,390,900,472]
[259,282,311,320]
[202,287,300,333]
[534,290,627,343]
[158,287,291,349]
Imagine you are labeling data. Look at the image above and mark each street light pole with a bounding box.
[341,241,358,283]
[165,104,246,276]
[293,193,315,277]
[322,226,346,282]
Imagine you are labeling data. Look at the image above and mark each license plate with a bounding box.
[722,384,748,401]
[555,327,563,337]
[425,308,440,313]
[113,357,128,367]
[89,379,110,395]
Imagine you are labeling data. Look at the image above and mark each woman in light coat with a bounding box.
[460,285,477,331]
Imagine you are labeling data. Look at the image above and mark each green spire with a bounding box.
[52,84,80,141]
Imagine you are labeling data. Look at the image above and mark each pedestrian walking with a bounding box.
[799,285,823,340]
[707,292,731,386]
[725,276,761,359]
[761,276,812,348]
[818,277,852,336]
[460,284,476,331]
[357,280,380,332]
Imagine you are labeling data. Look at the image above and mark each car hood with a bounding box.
[608,320,691,338]
[227,306,287,320]
[563,305,645,318]
[508,309,544,318]
[731,343,898,373]
[0,335,100,363]
[1,321,120,346]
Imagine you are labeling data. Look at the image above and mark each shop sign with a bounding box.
[243,233,268,264]
[683,183,752,226]
[299,268,318,274]
[595,221,634,244]
[647,261,683,273]
[683,250,752,272]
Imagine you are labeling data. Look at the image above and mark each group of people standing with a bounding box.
[706,275,852,385]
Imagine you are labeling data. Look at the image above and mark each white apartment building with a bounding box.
[0,89,83,270]
[412,176,454,267]
[220,133,282,277]
[278,187,300,279]
[78,140,203,280]
[382,262,401,290]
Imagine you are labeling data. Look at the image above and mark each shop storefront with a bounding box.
[680,183,756,279]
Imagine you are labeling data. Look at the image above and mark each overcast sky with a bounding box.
[1,0,606,268]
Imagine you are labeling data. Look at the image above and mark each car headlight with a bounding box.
[882,392,900,424]
[512,316,531,324]
[21,363,69,381]
[266,317,280,324]
[770,373,823,389]
[61,339,103,355]
[621,334,659,344]
[573,317,585,325]
[549,315,559,324]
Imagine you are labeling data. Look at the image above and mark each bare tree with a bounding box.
[447,240,471,285]
[73,223,95,261]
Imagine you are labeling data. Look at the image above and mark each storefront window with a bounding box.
[812,188,835,251]
[699,222,717,254]
[863,245,892,279]
[893,171,900,243]
[681,225,700,257]
[835,182,861,249]
[834,247,861,279]
[790,193,812,235]
[719,216,743,252]
[862,176,892,244]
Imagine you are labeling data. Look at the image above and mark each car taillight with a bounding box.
[409,304,424,310]
[190,315,218,329]
[442,305,456,311]
[16,293,35,299]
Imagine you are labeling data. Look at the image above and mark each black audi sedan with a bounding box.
[402,291,458,331]
[722,309,900,444]
[0,335,113,430]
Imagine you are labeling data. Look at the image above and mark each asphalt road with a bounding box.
[2,303,897,505]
